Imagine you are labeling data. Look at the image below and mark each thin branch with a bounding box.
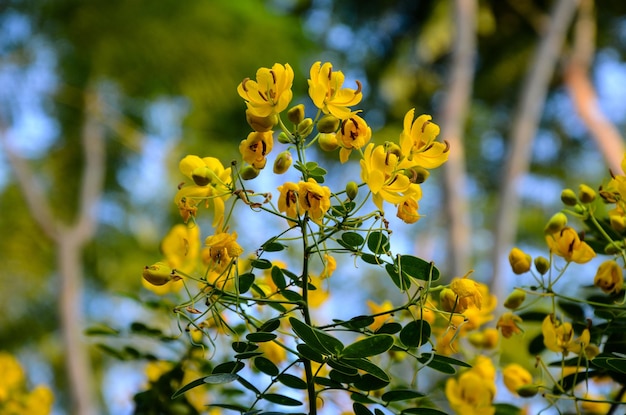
[440,0,477,277]
[491,0,580,299]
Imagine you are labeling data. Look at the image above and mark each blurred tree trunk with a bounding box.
[491,0,580,300]
[440,0,477,277]
[1,89,104,415]
[565,0,624,174]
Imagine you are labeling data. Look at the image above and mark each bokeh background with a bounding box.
[2,0,626,413]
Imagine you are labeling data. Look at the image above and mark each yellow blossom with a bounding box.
[467,328,499,349]
[237,63,294,117]
[308,61,363,120]
[594,260,624,294]
[496,312,523,338]
[396,198,421,224]
[258,340,287,364]
[205,232,244,272]
[545,227,596,264]
[23,385,54,415]
[367,299,395,331]
[509,247,532,274]
[580,393,611,414]
[308,273,330,307]
[320,254,336,279]
[445,368,496,415]
[542,314,590,356]
[450,274,483,311]
[337,114,372,163]
[277,182,300,225]
[398,110,448,169]
[0,352,25,400]
[239,131,274,170]
[298,178,331,225]
[502,363,533,395]
[161,223,201,275]
[145,360,174,383]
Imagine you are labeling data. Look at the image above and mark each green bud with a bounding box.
[578,184,596,204]
[516,385,539,398]
[142,262,174,286]
[287,104,305,124]
[318,133,339,151]
[273,151,292,174]
[560,188,578,206]
[317,114,340,133]
[278,131,292,144]
[297,118,314,137]
[246,110,277,132]
[346,181,359,200]
[534,256,550,275]
[604,241,622,255]
[544,212,567,234]
[503,289,526,310]
[240,165,260,180]
[404,166,430,184]
[191,166,216,187]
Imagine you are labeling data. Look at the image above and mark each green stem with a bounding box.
[300,216,317,415]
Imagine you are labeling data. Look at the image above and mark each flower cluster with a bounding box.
[0,352,54,415]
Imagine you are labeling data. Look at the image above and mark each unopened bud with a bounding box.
[246,110,277,132]
[560,188,578,206]
[534,256,550,275]
[440,288,459,313]
[346,181,359,200]
[240,165,260,180]
[404,166,430,184]
[544,212,568,234]
[297,118,314,137]
[142,262,174,286]
[610,215,626,232]
[318,133,339,151]
[191,166,216,187]
[317,114,340,133]
[516,385,539,398]
[278,131,293,144]
[509,247,531,274]
[287,104,305,124]
[273,151,292,174]
[504,289,526,310]
[578,184,596,204]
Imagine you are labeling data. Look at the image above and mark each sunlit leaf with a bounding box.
[367,231,390,254]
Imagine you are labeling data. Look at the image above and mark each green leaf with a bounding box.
[204,373,238,384]
[271,266,287,290]
[353,402,374,415]
[84,324,119,336]
[557,300,585,321]
[399,320,431,348]
[250,258,272,269]
[262,240,286,252]
[382,389,425,402]
[246,332,277,342]
[281,289,303,302]
[337,315,375,330]
[494,403,524,415]
[329,369,361,384]
[238,272,255,294]
[361,253,385,265]
[277,373,308,389]
[297,343,325,363]
[206,403,248,412]
[327,358,359,375]
[341,334,394,358]
[396,255,440,282]
[421,353,471,368]
[212,361,245,374]
[350,392,376,404]
[290,317,344,355]
[341,358,389,382]
[385,263,409,290]
[367,231,390,254]
[232,341,258,353]
[233,351,264,359]
[342,232,365,247]
[254,356,279,376]
[401,408,448,415]
[314,376,342,387]
[259,318,281,332]
[237,375,261,394]
[261,393,302,406]
[171,376,206,399]
[353,373,390,391]
[376,322,402,334]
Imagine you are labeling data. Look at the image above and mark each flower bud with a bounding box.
[278,131,293,144]
[317,114,340,133]
[534,256,550,275]
[503,289,526,310]
[516,385,539,398]
[345,181,359,200]
[594,260,624,294]
[240,165,260,180]
[509,247,531,274]
[440,288,460,313]
[297,118,314,137]
[560,188,578,206]
[287,104,305,124]
[544,212,567,234]
[246,110,277,132]
[578,184,596,204]
[404,166,430,184]
[191,166,216,186]
[610,214,626,232]
[585,343,600,359]
[318,133,339,151]
[273,151,292,174]
[503,363,533,395]
[142,262,174,286]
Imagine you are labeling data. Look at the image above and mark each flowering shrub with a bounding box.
[92,61,626,414]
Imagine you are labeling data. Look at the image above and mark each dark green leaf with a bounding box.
[385,263,409,290]
[281,290,303,302]
[290,317,344,355]
[341,334,394,358]
[399,320,431,348]
[528,333,545,355]
[250,258,272,269]
[330,369,361,384]
[353,402,374,415]
[234,351,263,359]
[94,344,126,360]
[206,403,248,412]
[353,373,390,391]
[422,353,471,368]
[367,231,390,254]
[557,300,585,321]
[314,376,342,387]
[246,332,277,342]
[351,392,376,404]
[396,255,440,282]
[231,341,258,353]
[204,373,238,384]
[277,373,308,389]
[254,356,279,376]
[171,376,207,399]
[494,403,524,415]
[262,240,286,252]
[271,266,287,290]
[376,322,402,334]
[130,322,163,337]
[327,358,359,375]
[237,375,261,394]
[84,324,119,336]
[342,232,365,247]
[361,253,384,265]
[336,315,375,330]
[341,358,389,382]
[259,318,281,332]
[238,272,255,294]
[212,361,244,374]
[262,393,302,406]
[401,408,447,415]
[331,201,356,216]
[297,343,325,363]
[382,389,424,402]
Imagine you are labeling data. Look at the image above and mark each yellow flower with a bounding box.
[308,273,330,307]
[205,232,244,272]
[277,182,300,225]
[360,143,413,212]
[0,352,25,400]
[161,224,201,275]
[594,260,624,294]
[239,131,274,170]
[308,61,363,120]
[174,155,232,229]
[502,363,532,395]
[396,198,421,224]
[337,114,372,163]
[23,385,54,415]
[258,340,287,364]
[467,328,499,349]
[145,360,174,384]
[496,312,523,338]
[367,299,395,331]
[545,227,596,264]
[508,247,532,274]
[237,63,294,117]
[450,274,483,311]
[398,110,448,169]
[320,254,336,279]
[298,178,331,225]
[542,314,590,356]
[580,393,611,414]
[445,370,495,415]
